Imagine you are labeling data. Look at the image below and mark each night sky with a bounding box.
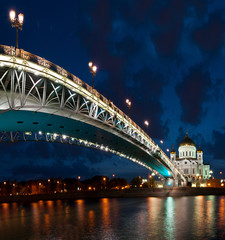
[0,0,225,181]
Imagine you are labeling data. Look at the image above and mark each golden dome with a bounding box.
[197,146,203,152]
[179,134,195,147]
[170,147,176,154]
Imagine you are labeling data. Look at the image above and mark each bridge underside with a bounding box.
[0,110,171,177]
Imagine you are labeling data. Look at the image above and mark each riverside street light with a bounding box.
[9,10,24,49]
[88,61,97,88]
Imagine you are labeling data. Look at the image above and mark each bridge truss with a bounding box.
[0,45,186,183]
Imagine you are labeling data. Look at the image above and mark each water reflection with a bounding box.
[0,196,224,240]
[164,197,175,240]
[218,197,225,239]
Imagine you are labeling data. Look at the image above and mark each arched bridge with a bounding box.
[0,45,185,183]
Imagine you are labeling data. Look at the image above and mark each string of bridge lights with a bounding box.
[21,130,163,177]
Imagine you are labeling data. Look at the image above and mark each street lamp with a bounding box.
[9,10,24,49]
[144,120,149,128]
[160,140,163,145]
[126,99,131,116]
[144,120,149,133]
[88,61,97,88]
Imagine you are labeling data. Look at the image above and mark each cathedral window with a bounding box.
[189,152,191,156]
[184,169,188,174]
[193,169,195,174]
[186,151,188,156]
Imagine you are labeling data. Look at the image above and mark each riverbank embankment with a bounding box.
[0,187,224,203]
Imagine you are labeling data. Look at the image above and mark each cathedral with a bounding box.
[170,134,211,182]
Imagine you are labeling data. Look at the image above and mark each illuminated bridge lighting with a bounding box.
[0,45,186,183]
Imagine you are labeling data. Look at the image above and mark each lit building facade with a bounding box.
[170,134,211,182]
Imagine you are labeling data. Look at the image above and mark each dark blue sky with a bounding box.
[0,0,225,180]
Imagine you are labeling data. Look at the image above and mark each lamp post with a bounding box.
[9,10,24,49]
[126,99,131,116]
[144,120,149,133]
[88,62,97,88]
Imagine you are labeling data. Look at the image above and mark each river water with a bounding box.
[0,196,224,240]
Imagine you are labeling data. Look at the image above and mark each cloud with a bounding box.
[10,160,98,181]
[193,10,225,54]
[176,65,212,125]
[150,0,187,57]
[129,67,168,138]
[207,130,225,160]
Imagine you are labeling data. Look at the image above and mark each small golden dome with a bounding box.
[170,147,176,154]
[197,146,203,152]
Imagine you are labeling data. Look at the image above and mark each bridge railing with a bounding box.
[0,45,184,180]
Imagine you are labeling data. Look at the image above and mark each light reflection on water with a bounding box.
[0,196,224,240]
